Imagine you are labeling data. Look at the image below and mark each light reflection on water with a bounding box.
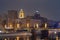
[1,36,60,40]
[2,36,41,40]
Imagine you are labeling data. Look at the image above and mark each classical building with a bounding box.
[4,9,43,30]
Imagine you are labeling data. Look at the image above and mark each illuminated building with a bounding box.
[3,9,43,30]
[5,10,18,29]
[18,9,25,19]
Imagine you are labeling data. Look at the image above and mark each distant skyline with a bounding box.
[0,0,60,21]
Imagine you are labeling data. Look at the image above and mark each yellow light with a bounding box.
[10,24,12,28]
[17,24,20,28]
[4,38,7,40]
[45,23,47,28]
[54,31,57,34]
[5,25,7,28]
[34,23,39,28]
[19,9,25,18]
[16,36,20,40]
[36,23,39,28]
[27,23,29,28]
[56,36,58,40]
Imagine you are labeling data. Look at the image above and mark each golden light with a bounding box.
[17,24,20,28]
[18,9,25,18]
[4,38,7,40]
[16,36,20,40]
[36,23,39,28]
[10,24,12,28]
[5,25,7,28]
[27,23,30,28]
[54,31,57,34]
[45,23,47,28]
[34,23,39,28]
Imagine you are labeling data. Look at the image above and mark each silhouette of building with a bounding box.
[8,10,18,19]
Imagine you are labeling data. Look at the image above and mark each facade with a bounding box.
[3,9,43,30]
[5,10,18,29]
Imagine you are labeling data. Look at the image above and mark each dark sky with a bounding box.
[0,0,60,21]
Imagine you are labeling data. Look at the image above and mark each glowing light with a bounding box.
[54,31,57,34]
[0,31,2,33]
[36,23,39,28]
[5,25,7,28]
[10,24,12,28]
[56,36,58,40]
[17,24,20,28]
[36,10,39,12]
[18,9,25,18]
[16,36,20,40]
[9,24,13,29]
[34,23,39,28]
[4,38,7,40]
[27,23,30,28]
[45,23,47,28]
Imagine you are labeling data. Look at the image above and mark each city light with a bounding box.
[0,0,59,39]
[18,9,25,18]
[54,31,57,34]
[0,31,2,33]
[0,9,59,40]
[10,24,12,28]
[16,36,20,40]
[45,23,47,28]
[27,23,30,28]
[4,38,7,40]
[36,23,39,28]
[17,24,20,28]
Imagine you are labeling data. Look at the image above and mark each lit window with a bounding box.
[17,24,20,28]
[34,23,39,28]
[45,23,47,28]
[36,23,39,28]
[27,23,30,28]
[10,24,12,28]
[18,9,25,18]
[5,25,7,28]
[16,36,20,40]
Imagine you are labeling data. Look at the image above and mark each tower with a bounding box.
[8,10,17,19]
[18,9,25,18]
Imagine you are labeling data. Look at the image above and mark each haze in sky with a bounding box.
[0,0,60,21]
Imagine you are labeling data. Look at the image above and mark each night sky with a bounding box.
[0,0,60,21]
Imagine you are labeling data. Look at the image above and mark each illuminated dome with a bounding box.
[18,9,25,18]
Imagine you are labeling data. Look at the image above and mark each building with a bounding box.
[4,9,46,30]
[4,10,18,30]
[8,10,18,19]
[18,9,25,19]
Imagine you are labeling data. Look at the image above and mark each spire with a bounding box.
[18,9,25,18]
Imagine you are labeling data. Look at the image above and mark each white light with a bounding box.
[36,10,39,12]
[54,31,57,34]
[0,31,2,33]
[45,23,47,28]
